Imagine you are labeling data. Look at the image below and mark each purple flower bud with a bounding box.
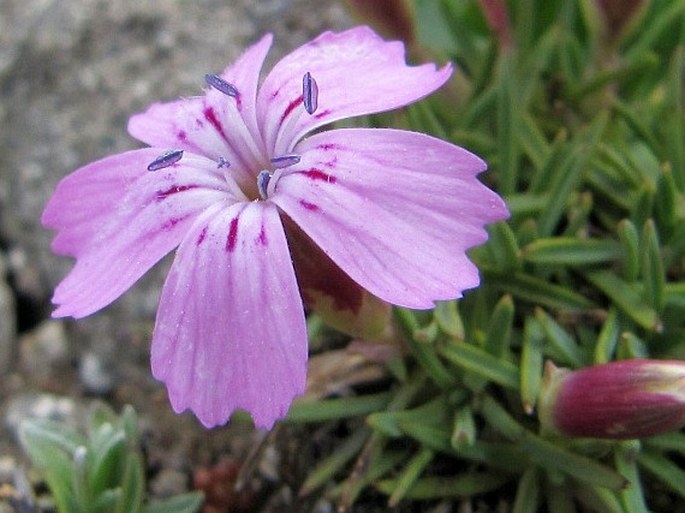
[539,360,685,439]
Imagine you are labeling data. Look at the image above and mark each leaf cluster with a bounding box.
[19,404,204,513]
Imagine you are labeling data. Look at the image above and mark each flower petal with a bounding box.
[127,35,274,190]
[257,26,452,156]
[42,148,231,318]
[271,128,509,309]
[151,201,307,429]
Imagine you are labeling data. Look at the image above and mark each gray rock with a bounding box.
[0,254,17,373]
[79,349,115,395]
[18,320,71,384]
[5,392,80,438]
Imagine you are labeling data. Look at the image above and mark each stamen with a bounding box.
[217,156,230,168]
[270,154,301,168]
[147,149,184,172]
[257,170,272,200]
[302,72,319,114]
[205,73,240,98]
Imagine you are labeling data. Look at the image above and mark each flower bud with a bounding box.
[539,359,685,439]
[284,219,391,339]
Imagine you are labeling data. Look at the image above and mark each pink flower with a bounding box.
[42,27,509,429]
[539,360,685,439]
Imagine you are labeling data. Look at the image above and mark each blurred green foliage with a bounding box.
[19,404,203,513]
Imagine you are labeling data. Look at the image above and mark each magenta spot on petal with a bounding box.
[318,143,341,151]
[197,226,208,246]
[204,106,228,140]
[314,109,331,119]
[156,184,198,201]
[280,95,304,123]
[177,130,187,141]
[161,218,180,230]
[300,168,336,183]
[226,217,239,252]
[299,200,320,211]
[258,225,268,245]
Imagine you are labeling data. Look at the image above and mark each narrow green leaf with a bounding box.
[451,405,477,449]
[630,182,656,230]
[576,485,625,513]
[505,193,549,217]
[300,428,369,496]
[644,431,685,453]
[615,442,649,513]
[483,294,515,357]
[143,492,205,513]
[640,219,666,313]
[545,479,577,513]
[93,489,121,513]
[584,270,661,331]
[434,300,465,339]
[387,448,435,506]
[593,308,621,364]
[624,1,685,62]
[569,52,658,101]
[535,308,584,368]
[518,112,552,169]
[539,116,607,237]
[89,430,126,497]
[286,392,393,423]
[332,449,409,508]
[486,222,522,271]
[512,467,540,513]
[563,192,593,237]
[655,166,677,241]
[394,308,458,388]
[638,449,685,499]
[18,420,84,513]
[440,341,519,390]
[665,46,685,191]
[618,220,640,282]
[612,98,661,155]
[537,145,586,237]
[484,268,596,311]
[114,453,145,513]
[376,471,511,500]
[522,238,622,266]
[520,318,544,413]
[618,331,649,359]
[367,396,450,438]
[496,53,520,195]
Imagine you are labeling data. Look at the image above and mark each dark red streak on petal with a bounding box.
[299,200,320,211]
[156,184,199,201]
[197,226,208,246]
[203,106,228,141]
[280,95,304,123]
[160,214,191,231]
[258,224,268,246]
[314,109,331,119]
[318,143,342,151]
[226,217,239,252]
[300,169,336,183]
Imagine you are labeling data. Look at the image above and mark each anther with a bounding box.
[270,154,301,168]
[217,156,230,168]
[205,73,240,98]
[302,72,318,115]
[257,170,272,200]
[147,149,184,172]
